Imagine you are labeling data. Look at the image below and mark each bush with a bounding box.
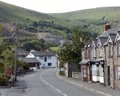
[22,64,29,70]
[59,71,65,76]
[0,74,10,86]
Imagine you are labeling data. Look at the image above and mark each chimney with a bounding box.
[104,23,111,32]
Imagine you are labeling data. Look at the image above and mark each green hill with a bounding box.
[0,1,69,37]
[50,7,120,32]
[50,7,120,21]
[0,1,54,22]
[1,1,120,36]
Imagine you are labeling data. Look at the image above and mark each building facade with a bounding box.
[26,50,57,68]
[80,24,120,90]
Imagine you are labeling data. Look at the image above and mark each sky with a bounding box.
[0,0,120,13]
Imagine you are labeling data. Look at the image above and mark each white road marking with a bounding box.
[104,93,112,96]
[63,93,68,96]
[95,90,105,95]
[40,75,68,96]
[55,88,62,93]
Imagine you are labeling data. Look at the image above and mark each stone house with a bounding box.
[79,42,92,82]
[80,24,120,90]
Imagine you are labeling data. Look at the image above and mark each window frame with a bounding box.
[115,66,120,80]
[117,42,120,56]
[109,43,113,58]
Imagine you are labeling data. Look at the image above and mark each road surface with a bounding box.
[24,68,103,96]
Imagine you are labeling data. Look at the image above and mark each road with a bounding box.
[24,68,104,96]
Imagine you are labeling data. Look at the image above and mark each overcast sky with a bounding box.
[0,0,120,13]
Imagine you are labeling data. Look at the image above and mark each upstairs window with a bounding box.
[82,50,85,59]
[98,46,103,58]
[85,49,87,59]
[93,48,96,58]
[109,44,113,57]
[47,56,51,59]
[39,56,43,60]
[117,42,120,56]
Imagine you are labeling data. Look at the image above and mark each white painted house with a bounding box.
[26,50,57,68]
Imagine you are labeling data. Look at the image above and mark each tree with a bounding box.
[58,26,94,64]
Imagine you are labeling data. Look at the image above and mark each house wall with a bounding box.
[105,44,114,88]
[36,56,57,68]
[26,52,57,68]
[113,43,120,89]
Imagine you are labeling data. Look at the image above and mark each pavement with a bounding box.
[0,77,27,96]
[58,75,120,96]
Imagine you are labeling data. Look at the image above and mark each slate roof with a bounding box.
[99,37,108,45]
[97,25,120,38]
[109,33,116,42]
[23,58,39,63]
[95,25,120,45]
[117,31,120,35]
[31,51,56,56]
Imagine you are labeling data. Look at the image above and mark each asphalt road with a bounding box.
[24,68,103,96]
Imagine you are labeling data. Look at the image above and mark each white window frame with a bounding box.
[115,66,120,80]
[109,44,113,57]
[117,42,120,56]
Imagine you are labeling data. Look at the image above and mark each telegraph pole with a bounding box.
[14,25,18,81]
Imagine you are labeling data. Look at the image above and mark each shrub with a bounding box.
[0,74,10,86]
[22,64,29,70]
[59,71,65,76]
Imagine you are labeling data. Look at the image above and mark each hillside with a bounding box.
[0,1,69,37]
[1,1,120,36]
[50,7,120,21]
[0,1,54,22]
[50,7,120,32]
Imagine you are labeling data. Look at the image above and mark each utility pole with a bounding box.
[14,25,18,81]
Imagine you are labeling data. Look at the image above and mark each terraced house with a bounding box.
[80,24,120,90]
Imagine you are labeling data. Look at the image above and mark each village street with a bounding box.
[21,68,102,96]
[3,68,119,96]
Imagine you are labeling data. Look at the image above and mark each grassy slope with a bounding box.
[0,1,55,23]
[50,7,120,21]
[50,7,120,33]
[1,1,120,34]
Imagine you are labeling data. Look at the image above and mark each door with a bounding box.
[68,68,72,78]
[107,66,110,85]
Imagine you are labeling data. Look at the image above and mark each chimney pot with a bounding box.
[104,23,111,32]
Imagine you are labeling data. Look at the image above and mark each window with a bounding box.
[92,65,99,76]
[81,65,87,77]
[82,50,85,59]
[109,44,113,57]
[99,65,104,77]
[99,46,103,57]
[85,49,87,59]
[39,56,43,60]
[47,56,51,59]
[115,66,120,80]
[91,47,96,59]
[48,63,52,66]
[44,56,47,62]
[93,48,96,58]
[117,42,120,56]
